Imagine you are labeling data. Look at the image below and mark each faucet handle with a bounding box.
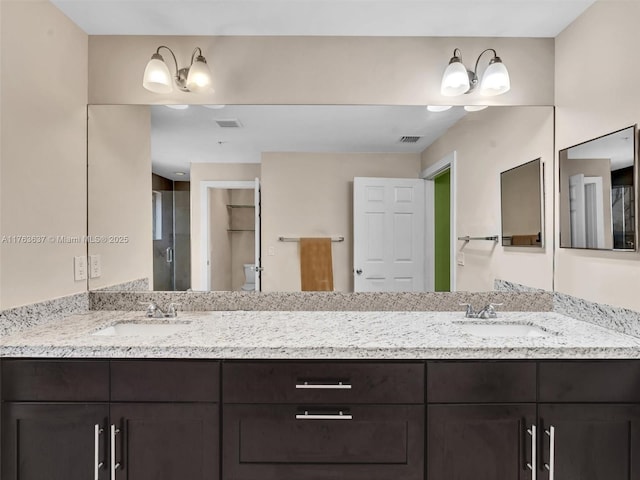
[138,301,158,318]
[166,303,182,317]
[459,303,476,318]
[481,303,503,318]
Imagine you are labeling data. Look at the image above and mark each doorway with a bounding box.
[199,179,261,291]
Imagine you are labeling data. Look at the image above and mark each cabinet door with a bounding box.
[224,404,424,480]
[539,404,640,480]
[110,403,218,480]
[428,404,536,480]
[2,403,109,480]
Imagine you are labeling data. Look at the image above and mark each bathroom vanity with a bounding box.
[2,310,640,480]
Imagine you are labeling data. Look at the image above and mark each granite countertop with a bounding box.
[1,310,640,359]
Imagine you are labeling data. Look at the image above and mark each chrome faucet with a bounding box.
[460,303,502,319]
[139,302,181,318]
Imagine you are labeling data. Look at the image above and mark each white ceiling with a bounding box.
[150,105,466,180]
[51,0,595,37]
[567,127,636,171]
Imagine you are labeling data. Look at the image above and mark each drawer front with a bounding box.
[110,360,219,402]
[427,361,536,403]
[2,360,109,402]
[223,362,424,404]
[539,361,640,402]
[223,404,424,480]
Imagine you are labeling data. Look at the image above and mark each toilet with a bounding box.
[240,264,256,291]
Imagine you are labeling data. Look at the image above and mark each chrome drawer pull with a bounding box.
[296,381,352,390]
[544,426,555,480]
[94,424,104,480]
[110,424,121,480]
[526,425,536,480]
[295,410,353,420]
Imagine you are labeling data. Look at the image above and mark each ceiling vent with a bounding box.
[399,135,422,144]
[215,119,242,128]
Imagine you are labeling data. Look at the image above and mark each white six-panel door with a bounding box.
[353,177,426,292]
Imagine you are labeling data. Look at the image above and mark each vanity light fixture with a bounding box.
[143,46,213,94]
[440,48,510,97]
[427,105,453,112]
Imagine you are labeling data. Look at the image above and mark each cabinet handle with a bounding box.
[94,424,104,480]
[544,426,555,480]
[110,424,121,480]
[296,380,352,390]
[295,410,353,420]
[526,425,536,480]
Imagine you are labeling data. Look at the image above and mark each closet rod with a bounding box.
[278,236,345,243]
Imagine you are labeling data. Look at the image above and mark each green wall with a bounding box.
[434,170,450,292]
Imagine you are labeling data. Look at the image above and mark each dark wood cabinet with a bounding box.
[0,360,220,480]
[428,404,536,480]
[538,404,640,480]
[110,403,219,480]
[2,403,109,480]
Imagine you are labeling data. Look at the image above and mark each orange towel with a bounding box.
[300,238,334,291]
[511,234,538,246]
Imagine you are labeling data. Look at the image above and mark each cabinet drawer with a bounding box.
[110,360,219,402]
[2,360,109,402]
[539,361,640,402]
[427,361,536,403]
[223,404,424,480]
[223,362,424,404]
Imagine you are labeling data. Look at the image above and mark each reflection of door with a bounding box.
[353,177,426,292]
[569,174,605,248]
[254,178,262,291]
[152,189,175,290]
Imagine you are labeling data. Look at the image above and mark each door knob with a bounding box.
[355,269,363,275]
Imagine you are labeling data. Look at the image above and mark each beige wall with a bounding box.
[88,36,554,106]
[190,163,261,290]
[555,0,640,311]
[0,1,88,309]
[87,105,153,290]
[421,107,554,292]
[261,152,421,292]
[558,156,613,250]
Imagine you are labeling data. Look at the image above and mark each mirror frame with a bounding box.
[558,125,638,252]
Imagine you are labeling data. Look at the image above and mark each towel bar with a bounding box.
[458,235,499,243]
[278,236,345,243]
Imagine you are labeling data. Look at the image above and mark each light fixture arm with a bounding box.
[155,46,180,80]
[473,48,498,78]
[190,47,204,66]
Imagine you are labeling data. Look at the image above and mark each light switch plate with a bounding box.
[89,254,102,278]
[456,252,465,266]
[268,246,275,256]
[74,256,87,281]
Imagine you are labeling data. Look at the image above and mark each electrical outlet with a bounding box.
[74,256,87,281]
[456,252,465,266]
[268,246,275,256]
[89,254,102,278]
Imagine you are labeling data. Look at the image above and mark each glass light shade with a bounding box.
[142,54,173,94]
[464,105,488,112]
[186,56,213,92]
[479,59,510,96]
[427,105,453,112]
[440,60,470,97]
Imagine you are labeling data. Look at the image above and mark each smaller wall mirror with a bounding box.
[559,126,637,251]
[500,158,544,247]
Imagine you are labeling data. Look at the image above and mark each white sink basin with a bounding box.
[92,322,190,337]
[457,322,549,338]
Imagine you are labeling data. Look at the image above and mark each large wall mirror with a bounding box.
[500,159,544,247]
[87,105,554,293]
[559,126,637,251]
